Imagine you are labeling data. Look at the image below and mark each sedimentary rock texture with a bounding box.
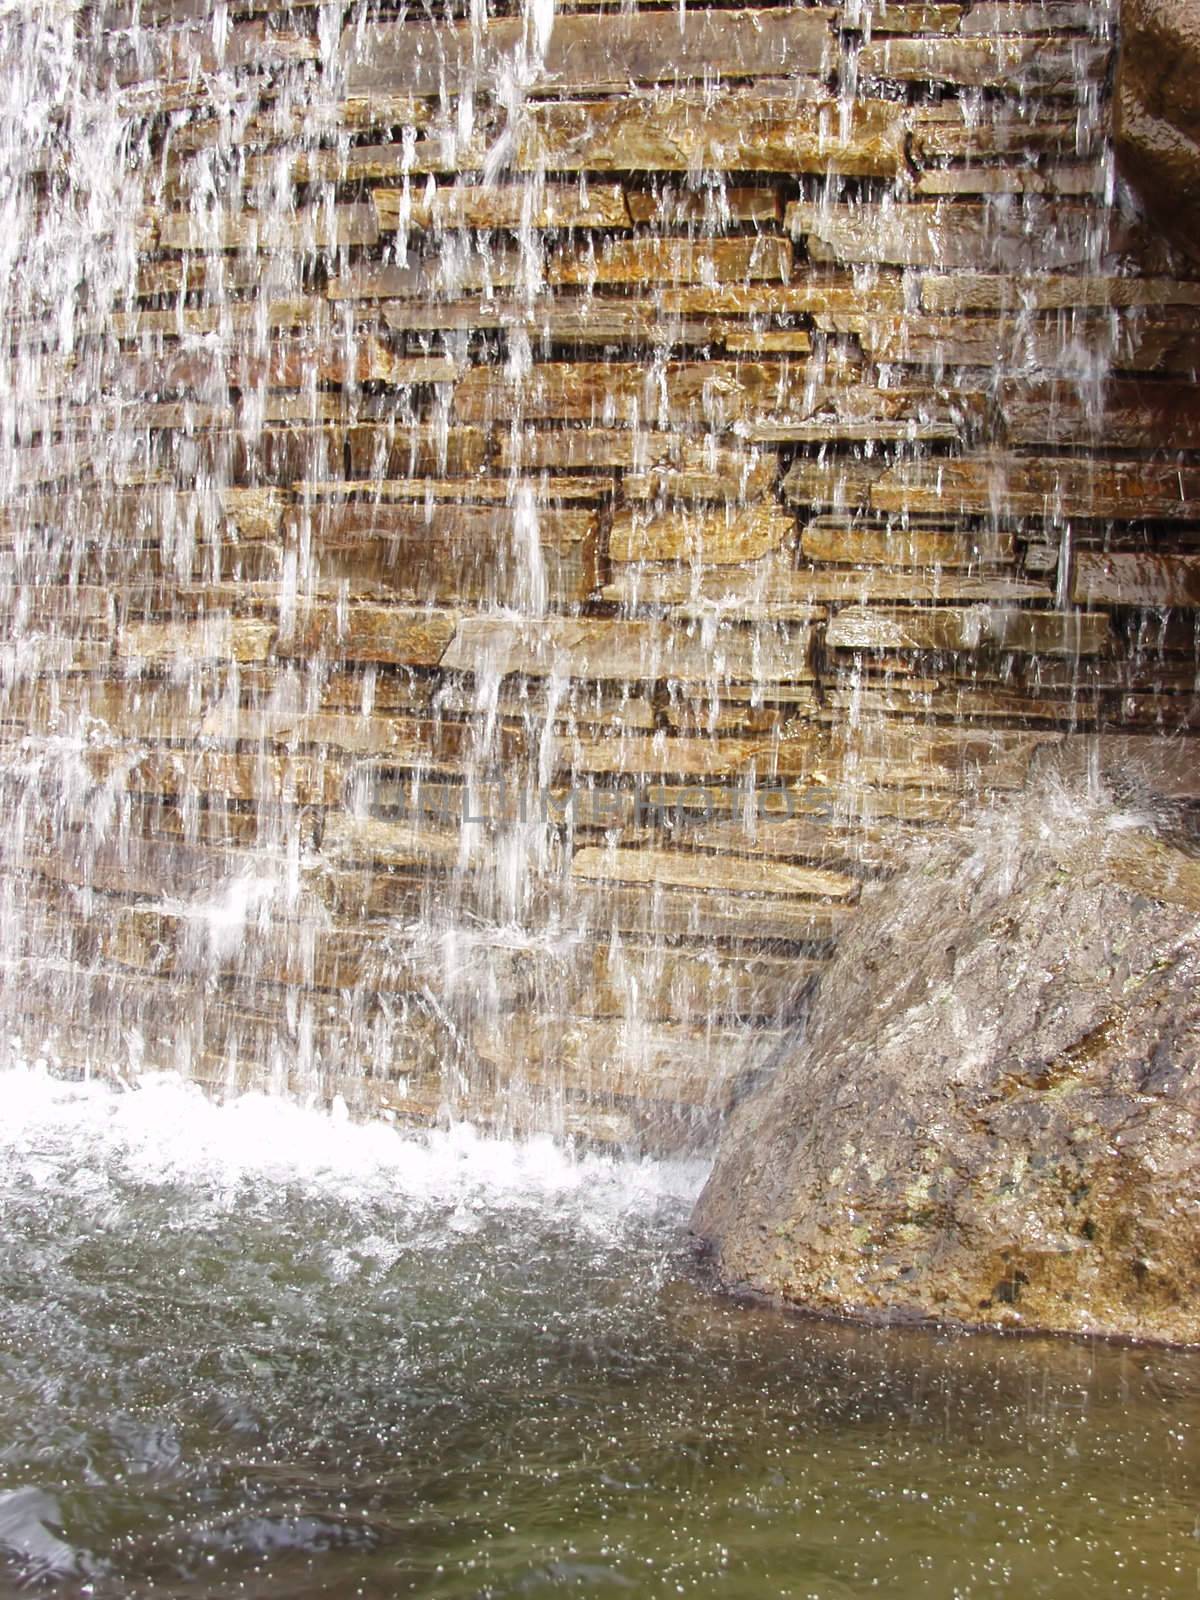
[1,0,1199,1145]
[1116,0,1200,262]
[693,790,1200,1342]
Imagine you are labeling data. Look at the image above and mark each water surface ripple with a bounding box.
[0,1069,1195,1598]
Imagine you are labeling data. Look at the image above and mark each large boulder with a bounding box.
[1116,0,1200,262]
[692,785,1200,1343]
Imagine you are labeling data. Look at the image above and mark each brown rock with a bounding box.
[553,730,827,780]
[295,501,595,546]
[329,251,528,299]
[285,604,460,667]
[910,110,1097,162]
[117,17,321,78]
[109,908,428,996]
[603,569,1049,611]
[117,617,275,665]
[770,458,886,513]
[344,424,488,478]
[692,793,1200,1342]
[221,487,287,539]
[721,330,815,354]
[1072,553,1200,608]
[1115,0,1200,264]
[105,300,325,339]
[786,200,1102,269]
[830,724,1052,792]
[958,3,1099,31]
[609,504,795,564]
[859,33,1108,90]
[825,604,1112,656]
[662,702,814,738]
[822,681,1087,727]
[499,428,680,472]
[341,11,837,95]
[1002,378,1200,448]
[866,455,1200,522]
[913,166,1104,197]
[82,748,341,807]
[546,236,791,286]
[585,943,816,1024]
[440,616,817,686]
[453,360,815,427]
[571,845,860,901]
[11,823,258,899]
[474,1016,777,1114]
[0,487,286,547]
[327,266,441,301]
[655,278,907,317]
[321,813,463,869]
[623,446,780,502]
[752,383,979,445]
[372,183,632,233]
[219,422,485,485]
[643,778,963,825]
[583,883,854,945]
[157,206,379,251]
[500,432,778,498]
[666,814,908,872]
[625,187,782,226]
[801,519,1015,569]
[862,4,966,29]
[200,709,455,761]
[381,296,711,343]
[829,309,1200,372]
[518,94,906,177]
[920,273,1200,311]
[243,135,490,185]
[0,679,211,742]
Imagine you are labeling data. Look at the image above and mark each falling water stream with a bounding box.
[1,0,1199,1591]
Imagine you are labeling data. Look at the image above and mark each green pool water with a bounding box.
[0,1069,1195,1599]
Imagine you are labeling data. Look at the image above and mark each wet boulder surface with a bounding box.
[1117,0,1200,262]
[693,786,1200,1344]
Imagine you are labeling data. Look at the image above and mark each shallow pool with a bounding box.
[0,1069,1195,1598]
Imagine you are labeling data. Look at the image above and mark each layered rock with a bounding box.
[1,0,1199,1146]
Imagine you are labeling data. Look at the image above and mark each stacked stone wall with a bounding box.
[3,0,1198,1145]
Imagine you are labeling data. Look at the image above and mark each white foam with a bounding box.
[0,1065,707,1228]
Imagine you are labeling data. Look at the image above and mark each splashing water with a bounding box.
[0,1065,1196,1598]
[0,0,1198,1584]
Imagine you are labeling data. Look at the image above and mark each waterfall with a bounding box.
[0,7,1199,1593]
[0,0,1196,1153]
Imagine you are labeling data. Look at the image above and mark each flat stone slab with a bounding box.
[825,604,1112,656]
[518,93,906,176]
[1072,553,1200,608]
[340,11,837,96]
